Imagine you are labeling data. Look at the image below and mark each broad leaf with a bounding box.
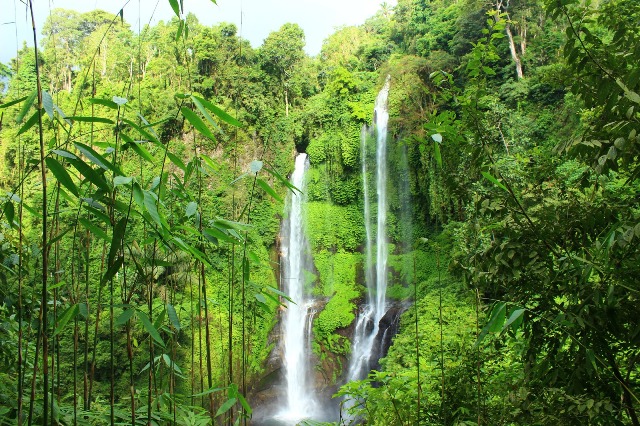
[46,157,79,197]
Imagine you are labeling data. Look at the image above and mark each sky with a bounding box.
[0,0,394,65]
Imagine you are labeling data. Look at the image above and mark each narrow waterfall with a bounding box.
[347,77,391,382]
[277,153,318,423]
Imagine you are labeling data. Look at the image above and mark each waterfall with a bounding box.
[277,153,318,423]
[347,76,391,382]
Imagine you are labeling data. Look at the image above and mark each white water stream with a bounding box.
[347,76,391,382]
[276,153,319,424]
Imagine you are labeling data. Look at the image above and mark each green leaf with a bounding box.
[16,90,36,124]
[69,157,110,191]
[250,160,263,174]
[173,237,211,266]
[264,165,300,193]
[0,95,27,109]
[78,218,109,242]
[67,116,115,124]
[433,141,442,168]
[116,308,136,326]
[137,310,165,346]
[89,98,118,109]
[52,149,77,159]
[487,302,507,333]
[113,176,133,186]
[481,171,508,192]
[100,256,123,285]
[46,157,79,197]
[215,398,237,417]
[53,304,79,337]
[144,190,169,230]
[192,95,242,127]
[168,0,180,16]
[112,96,127,106]
[191,95,221,134]
[166,151,186,171]
[122,118,161,146]
[4,201,15,226]
[503,308,525,332]
[186,201,198,217]
[256,178,282,203]
[108,217,128,267]
[181,107,216,142]
[203,227,237,245]
[200,154,219,172]
[126,141,155,163]
[42,90,54,120]
[266,286,294,304]
[74,142,116,172]
[133,182,144,209]
[167,303,180,331]
[237,392,252,416]
[16,110,40,136]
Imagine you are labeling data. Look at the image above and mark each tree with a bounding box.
[259,23,306,116]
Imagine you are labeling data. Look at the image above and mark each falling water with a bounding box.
[276,153,318,424]
[347,76,391,382]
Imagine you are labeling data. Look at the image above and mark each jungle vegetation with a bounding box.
[0,0,638,424]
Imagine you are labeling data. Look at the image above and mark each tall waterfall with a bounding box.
[277,153,318,423]
[347,77,391,382]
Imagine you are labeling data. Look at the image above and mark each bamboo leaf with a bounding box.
[42,90,54,120]
[16,90,36,123]
[144,190,168,230]
[137,310,165,347]
[181,107,216,142]
[488,302,507,333]
[186,201,198,217]
[69,157,110,191]
[16,110,40,136]
[53,304,79,337]
[433,141,442,168]
[116,308,136,326]
[167,303,180,331]
[0,95,27,109]
[89,98,118,109]
[108,217,128,267]
[78,218,109,242]
[100,256,123,285]
[192,95,242,127]
[263,165,300,193]
[503,308,525,332]
[256,178,283,203]
[236,393,252,416]
[122,118,161,146]
[113,176,133,186]
[168,0,180,17]
[74,142,117,172]
[191,95,221,134]
[481,171,508,192]
[215,398,237,417]
[167,151,186,171]
[4,201,15,226]
[67,116,115,124]
[46,157,79,197]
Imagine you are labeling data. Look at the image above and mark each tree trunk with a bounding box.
[285,87,289,117]
[506,23,524,79]
[496,0,525,80]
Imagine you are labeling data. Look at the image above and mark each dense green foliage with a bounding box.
[0,0,639,424]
